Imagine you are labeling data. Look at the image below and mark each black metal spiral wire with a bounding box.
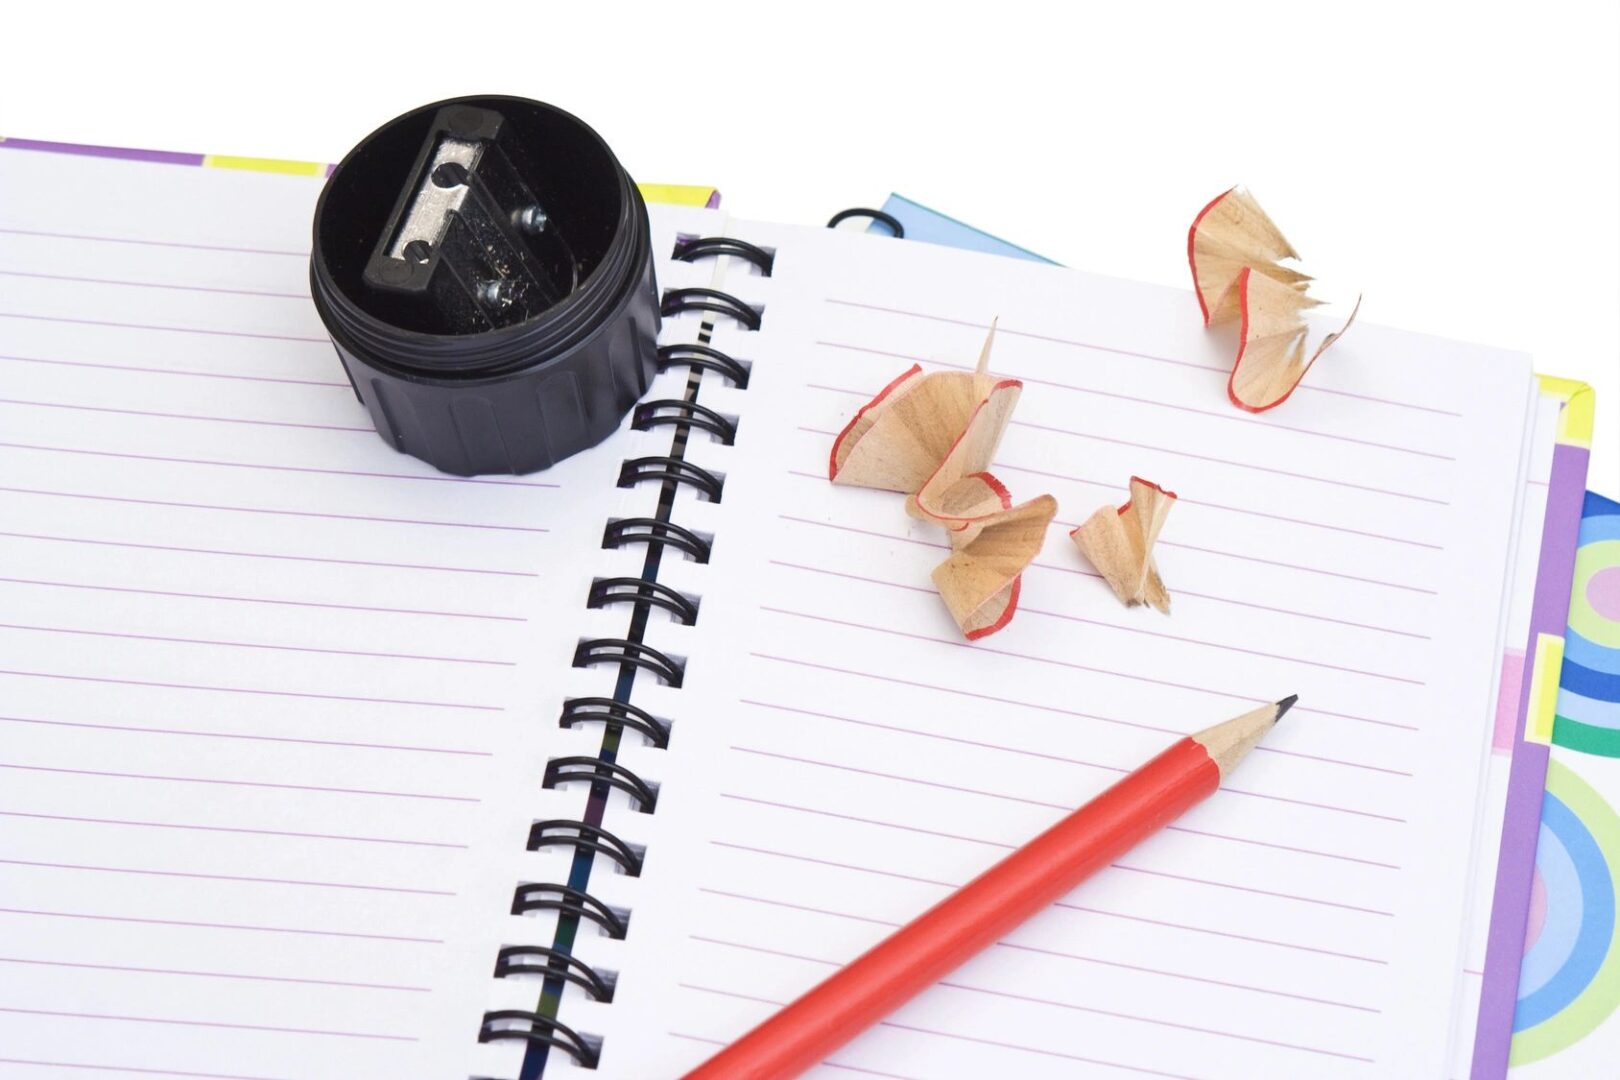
[486,243,758,1072]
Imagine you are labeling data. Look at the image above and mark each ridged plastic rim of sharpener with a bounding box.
[307,95,650,383]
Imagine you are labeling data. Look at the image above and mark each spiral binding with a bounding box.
[494,946,617,1001]
[479,1011,602,1069]
[660,286,761,330]
[558,696,671,749]
[827,206,906,238]
[482,261,758,1073]
[511,882,630,939]
[601,517,711,563]
[632,399,738,445]
[672,235,775,275]
[617,456,724,503]
[586,577,700,625]
[657,343,750,388]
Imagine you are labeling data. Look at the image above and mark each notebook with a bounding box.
[0,142,1544,1079]
[857,192,1599,1077]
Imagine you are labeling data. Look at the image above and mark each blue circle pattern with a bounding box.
[1560,509,1620,727]
[1515,791,1616,1030]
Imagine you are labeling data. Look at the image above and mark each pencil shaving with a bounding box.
[1071,476,1176,613]
[1188,187,1359,412]
[829,322,1054,639]
[829,323,1009,491]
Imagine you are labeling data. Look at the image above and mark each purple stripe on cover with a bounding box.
[1472,440,1591,1078]
[0,137,204,166]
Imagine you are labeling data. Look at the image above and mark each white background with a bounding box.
[2,0,1616,492]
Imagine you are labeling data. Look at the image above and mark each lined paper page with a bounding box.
[0,147,723,1079]
[582,223,1536,1078]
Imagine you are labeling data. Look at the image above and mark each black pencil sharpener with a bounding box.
[310,96,660,476]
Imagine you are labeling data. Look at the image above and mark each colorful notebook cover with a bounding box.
[1507,488,1620,1074]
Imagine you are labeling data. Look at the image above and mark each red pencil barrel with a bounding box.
[683,736,1221,1080]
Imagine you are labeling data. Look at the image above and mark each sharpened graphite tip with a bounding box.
[1274,694,1299,719]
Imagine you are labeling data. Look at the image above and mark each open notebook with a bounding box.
[0,145,1539,1079]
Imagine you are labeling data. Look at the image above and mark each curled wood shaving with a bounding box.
[1070,476,1176,613]
[830,323,1055,639]
[1188,187,1359,412]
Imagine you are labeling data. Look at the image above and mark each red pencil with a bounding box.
[683,696,1296,1080]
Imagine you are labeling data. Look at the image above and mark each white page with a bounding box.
[576,223,1538,1079]
[0,147,726,1079]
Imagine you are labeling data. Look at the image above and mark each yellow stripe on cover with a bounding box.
[638,183,717,208]
[1526,631,1566,745]
[203,154,327,177]
[1535,375,1596,448]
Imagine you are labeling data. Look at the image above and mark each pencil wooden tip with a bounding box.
[1192,700,1289,780]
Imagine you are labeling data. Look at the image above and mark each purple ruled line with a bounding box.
[716,793,1399,913]
[792,459,1444,551]
[1110,864,1393,916]
[665,1034,923,1080]
[0,395,372,432]
[0,353,348,387]
[0,667,503,711]
[1159,538,1437,595]
[805,363,1456,461]
[993,940,1382,1015]
[0,1006,414,1042]
[749,652,1417,741]
[779,512,1438,597]
[735,748,1406,835]
[0,858,455,896]
[1015,604,1423,685]
[742,696,1413,779]
[1054,900,1386,964]
[822,296,1461,418]
[0,577,524,622]
[0,310,327,344]
[0,528,539,577]
[719,786,1393,880]
[673,990,1218,1080]
[0,956,429,992]
[1015,417,1448,504]
[690,893,1386,1016]
[685,947,1374,1056]
[949,981,1372,1060]
[773,555,1431,642]
[0,810,467,849]
[0,268,307,300]
[734,737,1405,825]
[0,906,443,944]
[699,886,897,928]
[755,607,1408,730]
[703,854,1386,965]
[0,1057,289,1080]
[0,714,491,757]
[0,439,561,488]
[802,381,1448,502]
[759,559,1419,684]
[0,762,480,803]
[0,621,519,664]
[0,485,550,533]
[0,224,306,258]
